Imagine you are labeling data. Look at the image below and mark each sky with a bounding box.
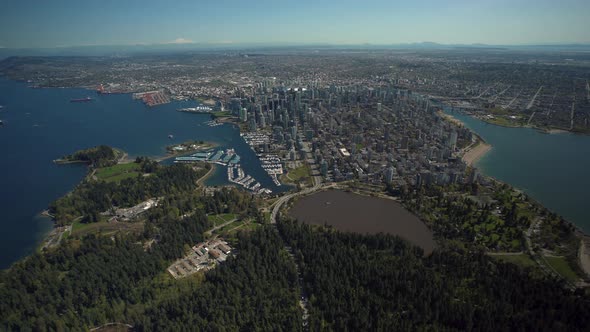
[0,0,589,48]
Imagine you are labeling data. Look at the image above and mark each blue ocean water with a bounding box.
[445,109,590,233]
[0,78,283,268]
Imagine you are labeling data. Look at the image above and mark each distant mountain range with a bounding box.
[1,41,589,58]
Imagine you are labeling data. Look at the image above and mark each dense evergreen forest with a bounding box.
[278,220,590,331]
[4,212,589,330]
[3,156,590,330]
[0,225,302,330]
[136,227,301,331]
[49,162,206,224]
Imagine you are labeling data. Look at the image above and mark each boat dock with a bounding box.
[174,149,236,166]
[175,148,272,195]
[227,165,272,195]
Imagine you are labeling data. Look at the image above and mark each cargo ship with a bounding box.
[70,97,93,103]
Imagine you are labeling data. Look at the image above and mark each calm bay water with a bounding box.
[0,78,283,268]
[290,190,435,255]
[445,109,590,233]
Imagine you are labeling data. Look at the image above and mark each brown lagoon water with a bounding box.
[289,190,435,254]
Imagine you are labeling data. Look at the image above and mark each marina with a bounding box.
[175,148,271,194]
[227,165,272,195]
[174,148,240,166]
[241,132,284,187]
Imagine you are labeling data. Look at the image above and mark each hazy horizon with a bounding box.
[1,0,589,49]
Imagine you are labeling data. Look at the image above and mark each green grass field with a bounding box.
[95,163,141,183]
[544,256,580,282]
[491,254,537,268]
[485,116,524,128]
[71,219,93,234]
[71,220,144,237]
[214,221,243,234]
[281,164,312,185]
[207,213,237,226]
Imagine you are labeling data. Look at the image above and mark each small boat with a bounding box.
[168,134,174,139]
[0,120,3,125]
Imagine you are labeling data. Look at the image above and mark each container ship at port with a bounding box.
[70,97,93,103]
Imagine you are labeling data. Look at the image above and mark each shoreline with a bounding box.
[462,142,492,167]
[53,159,90,165]
[437,110,465,127]
[579,238,590,278]
[438,110,492,167]
[442,106,590,281]
[545,128,569,134]
[474,114,589,136]
[197,164,217,186]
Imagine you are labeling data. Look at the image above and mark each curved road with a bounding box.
[270,180,323,224]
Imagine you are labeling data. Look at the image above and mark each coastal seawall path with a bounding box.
[441,108,590,234]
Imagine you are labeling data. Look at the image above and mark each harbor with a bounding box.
[132,90,170,107]
[227,165,272,195]
[174,148,240,166]
[241,132,284,187]
[0,77,284,268]
[175,148,271,194]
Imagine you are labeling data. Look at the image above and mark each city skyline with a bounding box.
[1,0,589,48]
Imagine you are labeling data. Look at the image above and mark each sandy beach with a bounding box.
[462,142,492,166]
[437,110,465,127]
[546,128,569,134]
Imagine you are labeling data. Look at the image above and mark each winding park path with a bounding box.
[205,218,237,237]
[268,177,326,329]
[197,164,216,186]
[524,218,578,290]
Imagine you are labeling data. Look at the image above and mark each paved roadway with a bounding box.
[526,86,543,110]
[270,177,323,224]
